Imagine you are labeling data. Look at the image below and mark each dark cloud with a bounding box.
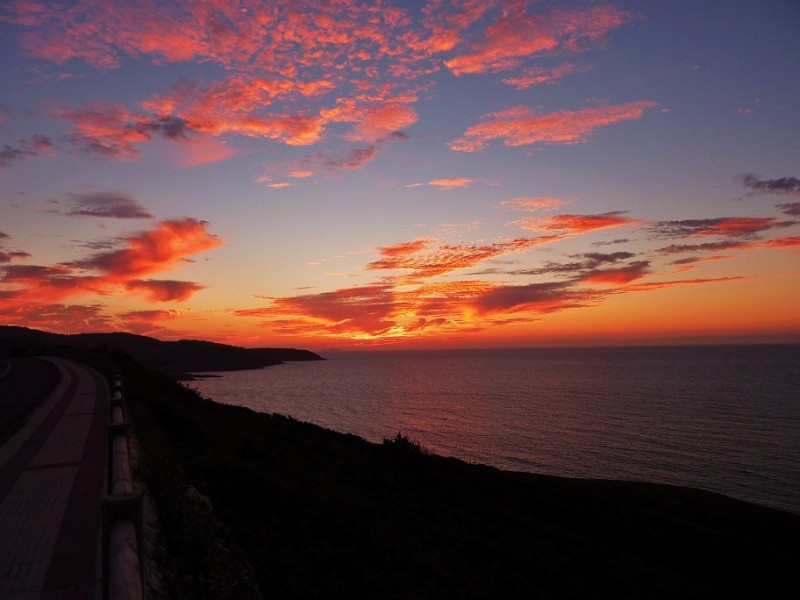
[738,173,800,196]
[25,135,54,151]
[323,146,382,170]
[145,116,191,140]
[470,281,581,316]
[73,238,121,251]
[57,104,193,158]
[777,201,800,217]
[648,217,791,239]
[67,191,155,219]
[511,252,636,277]
[579,261,650,285]
[0,136,54,167]
[592,238,631,246]
[124,279,204,302]
[671,257,701,265]
[0,145,35,167]
[656,240,749,254]
[580,251,636,264]
[0,250,31,263]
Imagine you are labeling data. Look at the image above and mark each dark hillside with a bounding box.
[0,326,322,378]
[119,354,800,599]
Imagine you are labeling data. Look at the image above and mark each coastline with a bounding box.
[121,353,800,598]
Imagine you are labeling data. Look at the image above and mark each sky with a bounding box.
[1,0,799,351]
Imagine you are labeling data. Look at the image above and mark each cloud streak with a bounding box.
[738,173,800,197]
[66,191,154,219]
[450,102,657,152]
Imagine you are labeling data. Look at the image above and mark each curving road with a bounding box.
[0,357,108,599]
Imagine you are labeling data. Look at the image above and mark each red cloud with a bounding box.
[444,4,631,76]
[450,102,657,152]
[143,76,327,145]
[500,196,574,212]
[118,308,181,336]
[649,217,796,240]
[124,279,204,302]
[0,302,113,333]
[257,283,401,337]
[579,261,650,285]
[501,63,581,90]
[343,102,418,143]
[366,236,563,280]
[1,218,221,312]
[467,282,589,317]
[621,276,747,292]
[57,102,151,158]
[72,218,222,280]
[516,212,638,234]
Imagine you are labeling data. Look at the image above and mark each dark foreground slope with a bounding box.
[119,355,800,599]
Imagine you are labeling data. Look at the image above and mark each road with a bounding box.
[0,357,108,599]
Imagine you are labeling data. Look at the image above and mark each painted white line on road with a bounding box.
[0,360,10,379]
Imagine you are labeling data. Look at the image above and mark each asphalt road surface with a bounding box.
[0,357,108,599]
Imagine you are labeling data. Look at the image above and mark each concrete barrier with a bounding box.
[108,520,143,600]
[104,371,144,600]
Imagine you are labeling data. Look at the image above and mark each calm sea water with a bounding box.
[191,345,800,514]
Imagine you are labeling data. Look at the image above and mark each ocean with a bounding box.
[190,344,800,514]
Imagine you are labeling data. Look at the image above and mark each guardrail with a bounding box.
[103,371,144,600]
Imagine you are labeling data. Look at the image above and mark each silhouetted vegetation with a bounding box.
[119,353,800,599]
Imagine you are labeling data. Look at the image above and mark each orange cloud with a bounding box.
[1,218,222,310]
[253,283,401,337]
[342,102,418,143]
[500,196,574,212]
[72,218,222,281]
[450,102,657,152]
[621,276,747,292]
[444,4,631,76]
[143,75,327,145]
[515,212,638,234]
[366,236,562,280]
[428,178,475,190]
[57,102,151,158]
[118,308,182,336]
[0,302,113,333]
[467,282,590,317]
[174,137,236,167]
[501,63,581,89]
[761,236,800,248]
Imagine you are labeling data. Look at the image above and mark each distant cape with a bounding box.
[0,325,323,379]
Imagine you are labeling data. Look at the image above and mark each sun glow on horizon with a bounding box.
[1,1,799,348]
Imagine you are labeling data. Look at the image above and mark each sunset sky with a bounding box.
[1,0,799,350]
